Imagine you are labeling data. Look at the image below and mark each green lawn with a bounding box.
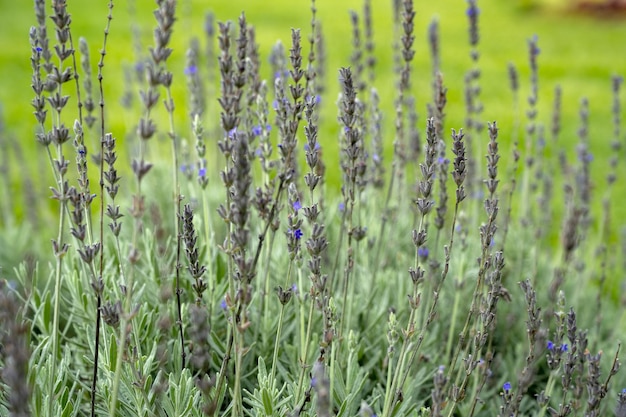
[0,0,625,228]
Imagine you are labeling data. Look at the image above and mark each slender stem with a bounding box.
[92,4,113,415]
[295,300,315,406]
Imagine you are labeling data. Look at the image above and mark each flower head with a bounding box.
[503,381,511,392]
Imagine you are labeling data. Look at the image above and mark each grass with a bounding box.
[1,0,626,416]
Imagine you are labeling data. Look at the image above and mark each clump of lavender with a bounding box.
[31,2,76,414]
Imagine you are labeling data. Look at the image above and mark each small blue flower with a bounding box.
[466,1,480,18]
[294,229,303,240]
[418,247,429,259]
[255,148,263,157]
[35,46,43,53]
[291,283,298,293]
[547,340,554,351]
[304,142,321,152]
[503,382,511,392]
[293,200,302,211]
[338,202,345,212]
[184,65,198,76]
[252,125,263,136]
[134,61,145,73]
[228,127,237,139]
[78,147,86,156]
[272,99,279,110]
[372,153,380,163]
[622,388,626,394]
[220,298,227,310]
[180,164,188,173]
[561,344,568,352]
[198,167,207,178]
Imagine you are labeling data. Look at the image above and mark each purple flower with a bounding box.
[291,283,298,294]
[198,167,207,178]
[180,164,188,173]
[372,153,380,163]
[561,344,568,352]
[134,61,145,73]
[252,125,263,136]
[304,142,321,152]
[272,99,279,110]
[547,340,554,351]
[228,127,237,139]
[35,46,43,53]
[305,94,322,104]
[338,202,345,212]
[418,247,429,259]
[184,65,198,76]
[255,148,263,157]
[220,298,227,310]
[466,4,480,17]
[503,382,511,392]
[294,229,303,240]
[293,200,302,211]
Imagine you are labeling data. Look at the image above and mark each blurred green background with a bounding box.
[0,0,625,225]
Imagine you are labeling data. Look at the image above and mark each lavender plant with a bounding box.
[3,1,626,417]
